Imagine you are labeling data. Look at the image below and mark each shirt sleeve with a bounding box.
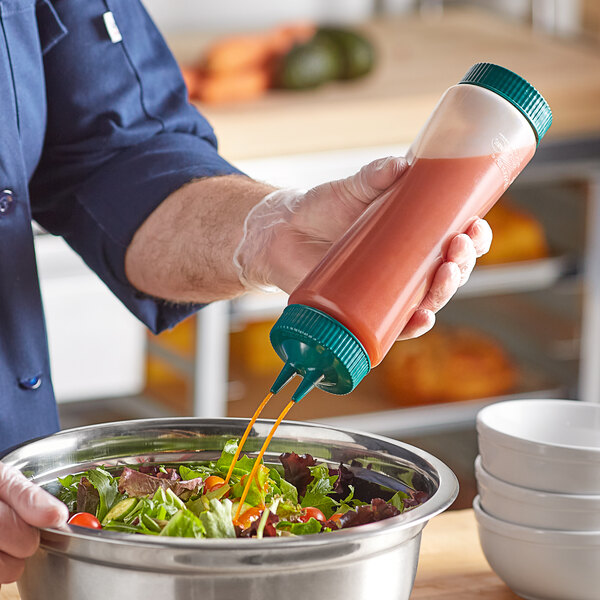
[29,0,243,333]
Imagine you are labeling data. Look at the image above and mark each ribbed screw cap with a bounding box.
[460,62,552,143]
[270,304,371,398]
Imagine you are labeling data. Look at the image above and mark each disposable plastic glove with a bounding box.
[0,462,68,585]
[234,156,492,339]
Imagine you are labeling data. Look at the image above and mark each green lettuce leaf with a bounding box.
[274,498,301,520]
[389,490,410,513]
[159,510,205,538]
[269,468,298,504]
[230,464,270,507]
[276,517,322,536]
[179,465,213,481]
[215,439,257,479]
[85,468,121,522]
[57,473,82,513]
[198,499,236,538]
[300,465,338,518]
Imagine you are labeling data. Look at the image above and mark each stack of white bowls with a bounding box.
[474,399,600,600]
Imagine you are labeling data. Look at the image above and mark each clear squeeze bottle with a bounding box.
[269,63,552,402]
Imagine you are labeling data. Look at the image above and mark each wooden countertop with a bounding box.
[166,8,600,162]
[412,509,519,599]
[0,509,518,600]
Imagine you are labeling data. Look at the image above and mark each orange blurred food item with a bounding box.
[182,22,317,105]
[478,196,549,265]
[203,34,275,75]
[229,320,281,376]
[379,326,517,405]
[202,23,317,75]
[197,68,271,105]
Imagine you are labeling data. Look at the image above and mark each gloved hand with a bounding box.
[234,156,492,340]
[0,462,68,585]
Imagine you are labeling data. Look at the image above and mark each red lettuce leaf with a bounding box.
[76,477,99,515]
[279,452,317,498]
[138,466,180,480]
[118,467,203,499]
[327,463,397,502]
[333,498,402,529]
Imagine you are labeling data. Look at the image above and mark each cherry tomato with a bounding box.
[299,507,326,523]
[68,512,102,529]
[204,475,226,493]
[236,507,263,530]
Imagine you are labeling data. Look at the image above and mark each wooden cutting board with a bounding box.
[165,8,600,161]
[0,509,519,600]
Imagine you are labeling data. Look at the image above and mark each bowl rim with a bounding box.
[473,496,600,544]
[476,399,600,456]
[474,456,600,506]
[4,416,459,550]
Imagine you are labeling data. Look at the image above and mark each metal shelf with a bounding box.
[310,388,566,438]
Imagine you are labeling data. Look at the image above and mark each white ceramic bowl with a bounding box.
[476,399,600,493]
[475,455,600,530]
[474,496,600,600]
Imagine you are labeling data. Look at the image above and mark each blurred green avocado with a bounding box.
[316,27,376,80]
[274,35,343,90]
[275,26,376,90]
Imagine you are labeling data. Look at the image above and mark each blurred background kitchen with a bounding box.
[40,0,600,510]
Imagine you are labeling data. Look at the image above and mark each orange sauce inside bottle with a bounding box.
[290,152,534,366]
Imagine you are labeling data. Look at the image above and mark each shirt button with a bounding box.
[19,375,43,390]
[0,189,15,216]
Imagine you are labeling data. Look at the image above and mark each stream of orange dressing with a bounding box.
[233,399,295,523]
[224,392,274,485]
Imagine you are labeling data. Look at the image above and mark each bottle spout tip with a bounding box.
[270,362,297,395]
[291,372,325,403]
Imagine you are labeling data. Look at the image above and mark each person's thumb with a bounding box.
[0,462,68,529]
[341,156,408,205]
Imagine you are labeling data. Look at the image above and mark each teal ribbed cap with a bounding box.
[459,63,552,143]
[270,304,371,402]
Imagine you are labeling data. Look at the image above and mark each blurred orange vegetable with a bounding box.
[203,35,274,75]
[197,68,271,105]
[203,23,316,75]
[180,22,317,105]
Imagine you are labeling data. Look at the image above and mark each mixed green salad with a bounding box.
[56,439,428,539]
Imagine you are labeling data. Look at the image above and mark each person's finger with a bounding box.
[465,218,493,257]
[0,551,25,585]
[397,309,435,341]
[0,502,39,559]
[0,463,68,529]
[446,234,477,286]
[338,156,409,205]
[296,156,409,241]
[418,262,461,313]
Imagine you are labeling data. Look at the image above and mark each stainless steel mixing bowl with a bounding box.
[2,417,458,600]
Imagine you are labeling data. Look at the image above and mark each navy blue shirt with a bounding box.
[0,0,240,454]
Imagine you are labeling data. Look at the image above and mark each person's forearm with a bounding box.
[124,175,276,303]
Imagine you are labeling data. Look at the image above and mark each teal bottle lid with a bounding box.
[459,63,552,143]
[270,304,371,402]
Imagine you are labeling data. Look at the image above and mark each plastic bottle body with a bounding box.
[288,84,537,366]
